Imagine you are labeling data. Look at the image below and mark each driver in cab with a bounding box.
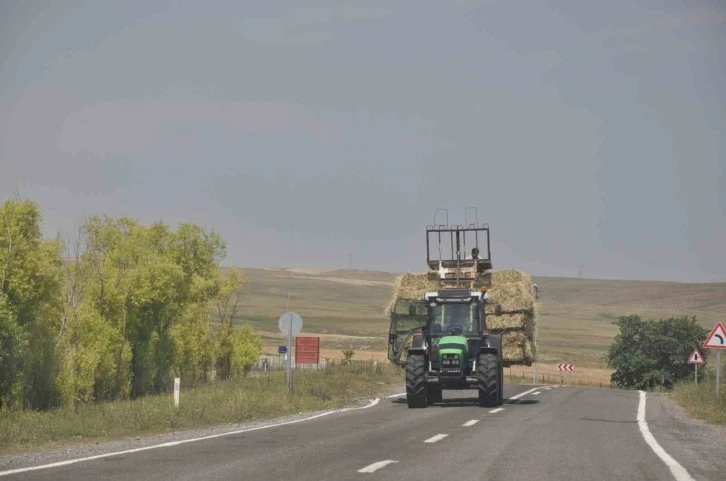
[442,304,472,335]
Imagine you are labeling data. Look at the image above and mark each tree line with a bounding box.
[1,197,262,412]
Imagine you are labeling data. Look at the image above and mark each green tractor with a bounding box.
[387,208,505,408]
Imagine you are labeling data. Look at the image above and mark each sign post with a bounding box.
[703,321,726,399]
[278,311,303,392]
[687,349,704,384]
[557,363,574,385]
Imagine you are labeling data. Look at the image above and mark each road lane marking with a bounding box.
[358,460,398,473]
[533,392,541,396]
[0,397,383,478]
[386,393,406,398]
[637,391,695,481]
[508,387,541,400]
[489,408,504,413]
[463,420,479,426]
[424,434,448,443]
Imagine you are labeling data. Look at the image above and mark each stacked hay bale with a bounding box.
[386,269,537,365]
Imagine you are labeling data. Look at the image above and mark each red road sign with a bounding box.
[703,322,726,350]
[687,349,704,364]
[557,363,574,372]
[295,336,320,366]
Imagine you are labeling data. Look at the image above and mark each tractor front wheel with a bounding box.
[405,353,427,408]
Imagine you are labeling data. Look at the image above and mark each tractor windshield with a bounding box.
[429,301,480,335]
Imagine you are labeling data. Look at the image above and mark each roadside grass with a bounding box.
[668,376,726,426]
[0,363,404,455]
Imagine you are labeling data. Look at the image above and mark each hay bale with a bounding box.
[485,311,529,330]
[503,331,536,364]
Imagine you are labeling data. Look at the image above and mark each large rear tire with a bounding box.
[405,353,427,408]
[499,362,504,405]
[477,352,499,408]
[485,334,504,406]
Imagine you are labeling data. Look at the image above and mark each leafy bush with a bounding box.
[606,314,709,389]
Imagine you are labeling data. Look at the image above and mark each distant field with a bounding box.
[225,267,726,379]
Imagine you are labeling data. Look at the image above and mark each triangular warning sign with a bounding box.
[703,322,726,350]
[687,349,704,364]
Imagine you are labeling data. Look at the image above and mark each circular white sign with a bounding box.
[278,311,303,336]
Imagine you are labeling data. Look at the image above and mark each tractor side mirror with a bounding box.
[494,304,502,316]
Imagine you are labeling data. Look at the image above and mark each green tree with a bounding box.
[0,195,263,411]
[607,314,710,389]
[0,199,63,411]
[214,268,262,379]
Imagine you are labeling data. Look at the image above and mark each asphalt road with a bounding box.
[2,384,724,481]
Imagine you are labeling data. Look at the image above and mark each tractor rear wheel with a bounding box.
[476,352,499,408]
[405,353,427,408]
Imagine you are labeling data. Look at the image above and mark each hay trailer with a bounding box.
[387,208,506,408]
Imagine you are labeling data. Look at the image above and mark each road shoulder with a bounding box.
[645,392,726,481]
[0,385,405,473]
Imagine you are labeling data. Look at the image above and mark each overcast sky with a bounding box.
[1,0,724,282]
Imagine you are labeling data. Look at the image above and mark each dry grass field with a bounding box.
[226,267,726,386]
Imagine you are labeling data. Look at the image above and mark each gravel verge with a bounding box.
[0,384,405,472]
[645,392,726,481]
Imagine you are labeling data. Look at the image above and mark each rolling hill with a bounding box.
[225,267,726,383]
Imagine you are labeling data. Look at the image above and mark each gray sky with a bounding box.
[1,0,724,282]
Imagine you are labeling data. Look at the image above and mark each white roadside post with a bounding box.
[174,377,180,408]
[702,321,726,399]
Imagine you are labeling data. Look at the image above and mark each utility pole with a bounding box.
[578,265,584,278]
[348,253,354,270]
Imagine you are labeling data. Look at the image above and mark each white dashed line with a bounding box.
[637,391,695,481]
[489,408,504,413]
[386,393,406,398]
[533,392,541,396]
[358,460,399,473]
[424,434,449,443]
[462,420,479,427]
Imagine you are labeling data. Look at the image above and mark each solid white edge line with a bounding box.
[423,434,448,443]
[532,392,541,396]
[0,397,382,477]
[489,408,504,413]
[462,419,479,427]
[358,460,398,473]
[637,391,695,481]
[386,393,406,398]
